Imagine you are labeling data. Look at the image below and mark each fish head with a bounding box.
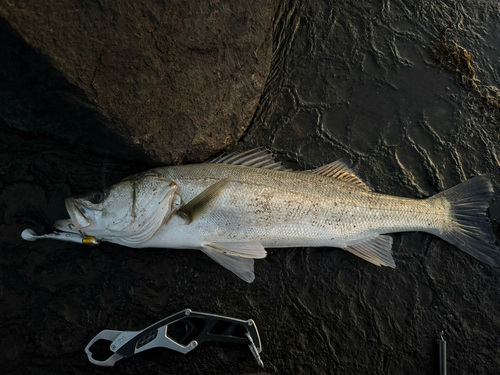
[61,172,181,241]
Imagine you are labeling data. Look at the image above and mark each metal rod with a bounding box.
[439,331,446,375]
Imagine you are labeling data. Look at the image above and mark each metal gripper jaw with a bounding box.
[85,309,264,368]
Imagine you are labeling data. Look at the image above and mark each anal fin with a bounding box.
[344,235,395,267]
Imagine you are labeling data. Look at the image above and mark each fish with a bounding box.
[54,148,500,282]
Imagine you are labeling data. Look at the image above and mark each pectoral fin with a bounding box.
[344,235,395,267]
[177,178,231,224]
[204,242,267,259]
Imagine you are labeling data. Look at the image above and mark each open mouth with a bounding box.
[54,218,77,232]
[65,198,95,230]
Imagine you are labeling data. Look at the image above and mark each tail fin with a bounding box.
[431,175,500,266]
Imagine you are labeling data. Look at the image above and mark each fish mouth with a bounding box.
[65,198,95,230]
[54,218,78,233]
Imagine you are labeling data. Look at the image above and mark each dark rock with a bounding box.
[0,17,152,166]
[0,0,278,163]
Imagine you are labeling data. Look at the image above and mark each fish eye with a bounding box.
[90,192,104,204]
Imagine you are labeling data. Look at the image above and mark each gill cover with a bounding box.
[115,173,181,246]
[65,173,180,246]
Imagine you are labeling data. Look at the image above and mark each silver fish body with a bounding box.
[56,150,500,282]
[144,164,443,249]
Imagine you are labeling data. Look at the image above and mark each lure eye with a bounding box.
[90,192,104,204]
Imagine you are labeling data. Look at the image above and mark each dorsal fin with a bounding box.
[310,158,372,191]
[208,148,291,171]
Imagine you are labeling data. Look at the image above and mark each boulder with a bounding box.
[0,0,278,163]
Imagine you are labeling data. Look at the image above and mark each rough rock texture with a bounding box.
[2,0,500,375]
[0,0,278,163]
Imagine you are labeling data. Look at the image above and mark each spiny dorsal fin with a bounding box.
[344,235,395,267]
[177,178,231,224]
[209,148,291,171]
[310,158,372,191]
[200,247,256,283]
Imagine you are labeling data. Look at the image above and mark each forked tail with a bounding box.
[430,175,500,266]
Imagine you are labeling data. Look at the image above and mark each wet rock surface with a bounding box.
[1,1,500,374]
